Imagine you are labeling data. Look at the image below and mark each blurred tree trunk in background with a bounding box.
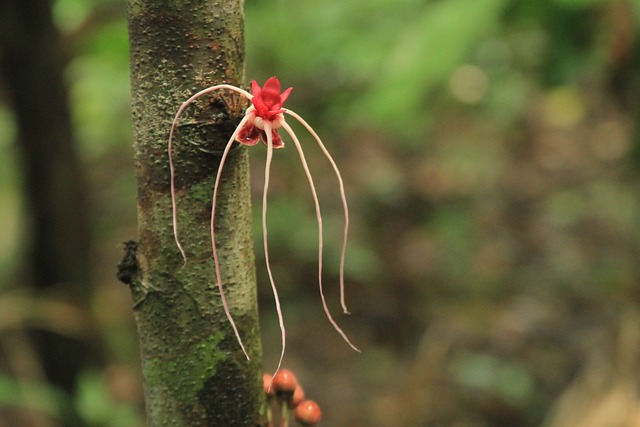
[0,0,92,411]
[125,0,264,425]
[0,0,91,292]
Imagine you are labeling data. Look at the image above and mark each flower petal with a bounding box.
[261,129,285,149]
[236,123,261,146]
[251,95,269,117]
[250,80,262,97]
[248,77,292,122]
[280,86,293,105]
[260,77,283,108]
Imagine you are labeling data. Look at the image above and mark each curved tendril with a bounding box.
[169,84,253,264]
[282,121,360,353]
[168,107,188,264]
[211,114,252,361]
[263,121,287,376]
[284,109,352,315]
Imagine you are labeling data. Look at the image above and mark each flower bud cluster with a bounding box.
[263,369,322,426]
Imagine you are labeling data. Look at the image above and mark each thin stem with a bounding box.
[280,403,289,427]
[282,121,360,353]
[169,84,253,263]
[284,109,352,314]
[266,402,273,426]
[210,114,251,360]
[263,121,287,375]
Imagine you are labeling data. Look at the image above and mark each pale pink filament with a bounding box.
[261,121,287,375]
[169,84,252,263]
[209,114,251,360]
[284,109,352,315]
[169,84,252,360]
[281,120,360,353]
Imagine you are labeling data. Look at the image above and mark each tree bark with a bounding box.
[124,0,264,425]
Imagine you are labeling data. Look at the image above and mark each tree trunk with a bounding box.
[0,0,92,411]
[124,0,264,425]
[0,1,91,296]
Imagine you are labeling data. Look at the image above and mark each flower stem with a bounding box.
[263,121,287,375]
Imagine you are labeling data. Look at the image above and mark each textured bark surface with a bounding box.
[125,0,264,425]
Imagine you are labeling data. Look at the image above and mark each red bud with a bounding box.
[294,400,322,426]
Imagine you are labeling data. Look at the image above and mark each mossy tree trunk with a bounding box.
[124,1,264,425]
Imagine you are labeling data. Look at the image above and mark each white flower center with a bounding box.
[249,110,284,131]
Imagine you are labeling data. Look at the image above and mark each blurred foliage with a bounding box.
[2,0,640,425]
[0,370,142,426]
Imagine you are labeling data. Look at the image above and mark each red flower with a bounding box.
[236,77,293,149]
[169,75,359,367]
[251,77,292,120]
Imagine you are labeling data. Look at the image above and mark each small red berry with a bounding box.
[263,373,274,398]
[271,369,298,397]
[288,385,305,408]
[294,400,322,426]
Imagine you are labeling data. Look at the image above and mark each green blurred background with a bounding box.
[2,0,640,425]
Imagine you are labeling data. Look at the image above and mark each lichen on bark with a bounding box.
[125,0,264,425]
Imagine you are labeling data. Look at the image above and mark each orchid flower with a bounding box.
[168,77,360,372]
